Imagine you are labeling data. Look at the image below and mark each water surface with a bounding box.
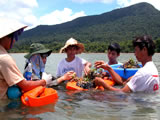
[1,53,160,120]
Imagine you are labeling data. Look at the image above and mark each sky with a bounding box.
[0,0,159,29]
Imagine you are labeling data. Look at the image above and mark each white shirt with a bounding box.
[127,61,159,93]
[56,56,87,77]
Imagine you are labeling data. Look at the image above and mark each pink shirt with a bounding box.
[0,45,24,99]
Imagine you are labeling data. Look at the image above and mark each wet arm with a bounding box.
[94,62,123,85]
[17,79,46,92]
[106,66,123,85]
[50,71,75,86]
[104,83,132,92]
[84,62,92,75]
[94,77,132,92]
[123,76,133,85]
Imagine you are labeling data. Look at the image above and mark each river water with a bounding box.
[0,53,160,120]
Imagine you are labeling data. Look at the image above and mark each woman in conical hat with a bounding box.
[57,37,91,78]
[0,18,74,99]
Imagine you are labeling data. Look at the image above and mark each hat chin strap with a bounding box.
[10,38,14,49]
[9,28,24,49]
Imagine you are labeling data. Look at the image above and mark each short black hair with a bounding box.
[133,35,155,56]
[108,43,121,54]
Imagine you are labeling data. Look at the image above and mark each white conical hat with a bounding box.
[0,18,27,39]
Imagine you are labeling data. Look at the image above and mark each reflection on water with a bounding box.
[0,53,159,120]
[0,90,160,119]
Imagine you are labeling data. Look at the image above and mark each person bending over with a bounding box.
[0,18,74,99]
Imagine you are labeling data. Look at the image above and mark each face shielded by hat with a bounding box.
[8,28,25,48]
[0,18,27,49]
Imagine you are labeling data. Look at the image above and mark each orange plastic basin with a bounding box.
[21,86,58,107]
[66,79,115,91]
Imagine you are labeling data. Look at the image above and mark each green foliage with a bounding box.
[155,38,160,52]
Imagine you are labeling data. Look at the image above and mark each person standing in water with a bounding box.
[0,18,74,99]
[95,43,123,85]
[94,35,159,93]
[56,37,91,78]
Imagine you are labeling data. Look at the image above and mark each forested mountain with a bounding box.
[12,2,160,53]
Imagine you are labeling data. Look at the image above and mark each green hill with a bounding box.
[12,2,160,53]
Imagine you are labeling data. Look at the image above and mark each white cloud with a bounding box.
[0,0,38,28]
[1,0,159,30]
[0,0,86,29]
[72,0,114,4]
[39,8,86,25]
[117,0,160,10]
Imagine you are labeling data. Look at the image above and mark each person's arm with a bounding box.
[123,76,133,85]
[105,65,123,85]
[1,55,50,93]
[56,71,75,84]
[84,61,92,75]
[17,79,46,92]
[17,72,57,91]
[47,71,75,86]
[95,62,123,85]
[94,77,132,92]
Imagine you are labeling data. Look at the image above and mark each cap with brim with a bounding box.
[0,18,27,39]
[24,43,52,59]
[60,37,84,54]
